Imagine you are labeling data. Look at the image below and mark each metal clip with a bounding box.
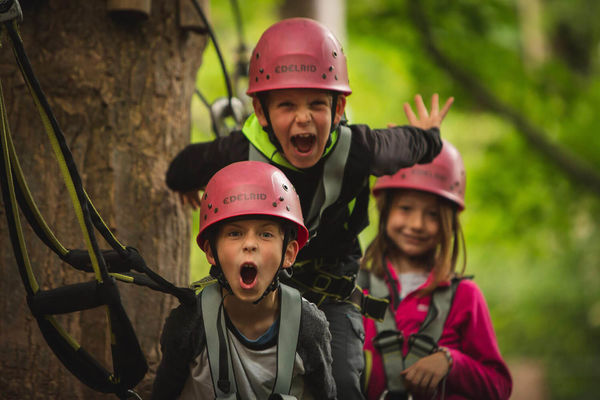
[0,0,22,23]
[210,96,245,138]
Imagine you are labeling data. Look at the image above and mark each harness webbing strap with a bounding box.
[370,273,407,393]
[273,284,301,395]
[304,124,351,237]
[201,283,301,398]
[368,270,463,397]
[201,284,237,398]
[0,16,193,397]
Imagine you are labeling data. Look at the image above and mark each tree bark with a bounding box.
[0,1,207,398]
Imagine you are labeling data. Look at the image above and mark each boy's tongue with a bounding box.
[293,135,315,153]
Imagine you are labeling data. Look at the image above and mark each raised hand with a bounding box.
[403,93,454,130]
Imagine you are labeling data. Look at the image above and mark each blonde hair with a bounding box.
[361,189,466,297]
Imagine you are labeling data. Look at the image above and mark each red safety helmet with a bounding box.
[197,161,309,249]
[373,140,466,210]
[247,18,351,96]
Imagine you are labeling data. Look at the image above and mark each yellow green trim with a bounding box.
[0,81,39,293]
[17,56,102,283]
[47,316,80,350]
[363,349,373,393]
[242,113,340,171]
[110,273,135,283]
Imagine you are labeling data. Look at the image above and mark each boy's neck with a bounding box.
[222,288,280,341]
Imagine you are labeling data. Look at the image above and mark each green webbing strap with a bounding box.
[201,283,237,399]
[201,283,301,398]
[273,284,301,395]
[304,125,351,237]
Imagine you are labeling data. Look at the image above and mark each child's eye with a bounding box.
[310,100,329,109]
[260,231,274,239]
[226,230,242,238]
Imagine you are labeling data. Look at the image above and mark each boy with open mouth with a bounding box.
[166,18,452,399]
[153,161,336,399]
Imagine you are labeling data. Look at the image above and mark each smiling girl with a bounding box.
[360,140,512,399]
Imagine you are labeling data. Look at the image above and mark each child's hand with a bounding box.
[178,190,202,210]
[403,93,453,130]
[400,350,450,395]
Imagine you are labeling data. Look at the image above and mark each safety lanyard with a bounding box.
[0,5,193,398]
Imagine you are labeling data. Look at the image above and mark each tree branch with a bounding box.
[408,1,600,196]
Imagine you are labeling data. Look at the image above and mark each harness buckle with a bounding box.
[0,0,22,23]
[408,333,438,357]
[312,274,332,292]
[373,330,404,354]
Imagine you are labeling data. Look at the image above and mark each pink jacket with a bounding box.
[363,262,512,400]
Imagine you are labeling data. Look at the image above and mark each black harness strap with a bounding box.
[0,7,194,398]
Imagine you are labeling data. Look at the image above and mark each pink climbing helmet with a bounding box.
[197,161,309,248]
[373,140,466,210]
[247,17,351,96]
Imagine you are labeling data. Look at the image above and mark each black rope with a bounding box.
[191,0,234,121]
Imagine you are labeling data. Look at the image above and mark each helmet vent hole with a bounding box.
[322,73,327,79]
[279,196,284,201]
[208,203,212,209]
[259,68,264,73]
[286,206,290,211]
[329,66,334,71]
[272,202,277,207]
[332,51,337,57]
[214,208,219,213]
[256,53,260,59]
[266,74,270,80]
[282,184,288,191]
[335,75,338,80]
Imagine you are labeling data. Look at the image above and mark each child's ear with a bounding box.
[202,240,217,265]
[333,94,347,125]
[253,96,269,127]
[282,240,300,269]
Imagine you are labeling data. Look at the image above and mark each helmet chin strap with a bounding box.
[209,230,292,305]
[258,93,339,157]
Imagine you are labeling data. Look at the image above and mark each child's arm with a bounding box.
[151,302,205,399]
[403,94,453,130]
[166,132,249,209]
[297,301,337,399]
[437,281,512,399]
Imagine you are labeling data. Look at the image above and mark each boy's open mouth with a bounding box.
[240,263,258,289]
[291,134,316,154]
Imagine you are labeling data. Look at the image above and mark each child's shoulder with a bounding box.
[161,297,205,353]
[299,298,330,337]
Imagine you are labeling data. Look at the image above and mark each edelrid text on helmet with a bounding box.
[197,161,309,248]
[373,140,466,210]
[247,18,351,96]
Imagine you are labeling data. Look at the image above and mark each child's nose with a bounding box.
[295,108,311,124]
[243,234,258,251]
[408,212,425,230]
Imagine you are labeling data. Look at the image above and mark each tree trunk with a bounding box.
[0,1,207,398]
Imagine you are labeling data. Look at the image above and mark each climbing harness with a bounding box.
[191,0,249,138]
[360,266,465,400]
[0,2,195,398]
[245,119,388,318]
[201,282,302,399]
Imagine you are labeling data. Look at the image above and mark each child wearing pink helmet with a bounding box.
[360,141,512,399]
[166,18,452,399]
[153,161,336,399]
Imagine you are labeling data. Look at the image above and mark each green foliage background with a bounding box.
[187,1,600,398]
